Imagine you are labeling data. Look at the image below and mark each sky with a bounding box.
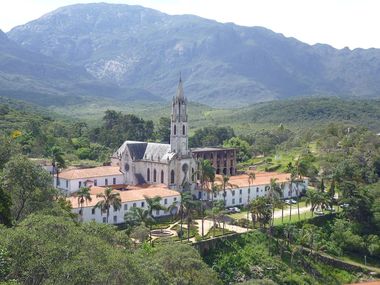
[0,0,379,49]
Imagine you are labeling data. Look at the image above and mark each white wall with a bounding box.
[73,195,180,224]
[56,174,124,194]
[193,180,308,207]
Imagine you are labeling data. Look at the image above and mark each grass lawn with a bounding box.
[273,210,314,226]
[228,201,308,220]
[205,226,234,239]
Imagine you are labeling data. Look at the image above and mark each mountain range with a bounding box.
[1,3,380,107]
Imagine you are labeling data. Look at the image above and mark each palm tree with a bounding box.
[193,159,215,239]
[185,198,199,242]
[249,196,271,229]
[278,186,286,224]
[124,206,153,229]
[207,200,224,237]
[210,181,220,205]
[144,195,167,243]
[305,189,330,216]
[305,189,317,216]
[269,178,282,228]
[217,175,235,206]
[51,146,65,188]
[76,186,92,221]
[94,187,121,223]
[249,199,259,229]
[167,201,179,222]
[178,191,193,242]
[288,169,298,221]
[247,172,256,223]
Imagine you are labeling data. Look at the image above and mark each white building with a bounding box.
[69,185,180,224]
[193,172,308,207]
[56,166,124,194]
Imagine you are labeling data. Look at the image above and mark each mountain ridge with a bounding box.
[3,3,380,107]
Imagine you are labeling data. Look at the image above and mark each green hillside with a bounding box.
[49,97,380,134]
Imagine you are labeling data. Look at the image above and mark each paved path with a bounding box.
[194,219,250,236]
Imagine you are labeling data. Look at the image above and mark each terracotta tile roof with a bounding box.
[192,147,237,152]
[214,172,293,189]
[350,280,380,285]
[59,166,122,180]
[69,184,180,209]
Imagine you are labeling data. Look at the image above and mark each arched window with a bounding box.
[182,125,186,135]
[147,168,150,182]
[174,125,176,135]
[153,169,157,182]
[192,168,195,182]
[170,170,175,184]
[161,170,164,183]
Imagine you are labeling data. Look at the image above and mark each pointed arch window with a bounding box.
[147,168,150,182]
[170,170,175,184]
[161,170,164,183]
[153,169,157,182]
[174,125,177,135]
[183,125,185,135]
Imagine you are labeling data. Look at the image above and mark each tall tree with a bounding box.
[269,178,281,228]
[0,184,12,226]
[218,175,234,207]
[2,155,56,221]
[247,172,256,224]
[249,196,272,229]
[76,187,92,221]
[144,195,167,243]
[194,159,215,239]
[124,206,153,232]
[50,146,65,188]
[94,187,121,223]
[178,191,193,242]
[155,117,171,143]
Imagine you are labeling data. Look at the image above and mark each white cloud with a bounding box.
[0,0,379,48]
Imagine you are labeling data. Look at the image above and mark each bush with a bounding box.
[265,164,281,172]
[237,218,250,228]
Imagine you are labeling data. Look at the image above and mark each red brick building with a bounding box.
[191,147,237,175]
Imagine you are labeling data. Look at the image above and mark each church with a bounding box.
[57,77,197,194]
[110,77,197,191]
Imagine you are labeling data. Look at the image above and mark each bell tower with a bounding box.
[170,75,189,157]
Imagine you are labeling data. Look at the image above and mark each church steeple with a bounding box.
[170,75,189,156]
[176,73,185,100]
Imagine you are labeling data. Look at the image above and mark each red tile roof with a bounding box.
[59,166,122,180]
[69,184,179,208]
[215,172,292,189]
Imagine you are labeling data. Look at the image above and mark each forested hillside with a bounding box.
[3,3,380,107]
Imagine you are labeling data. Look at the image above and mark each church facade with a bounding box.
[110,78,197,191]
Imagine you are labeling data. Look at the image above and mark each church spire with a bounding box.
[176,73,185,100]
[170,74,189,156]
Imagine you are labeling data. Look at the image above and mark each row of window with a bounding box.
[212,186,274,198]
[147,168,165,183]
[78,177,118,188]
[89,197,177,215]
[195,151,235,159]
[146,169,189,185]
